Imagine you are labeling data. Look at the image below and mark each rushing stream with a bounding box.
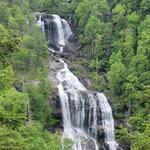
[36,13,118,150]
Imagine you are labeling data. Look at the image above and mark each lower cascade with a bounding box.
[57,59,118,150]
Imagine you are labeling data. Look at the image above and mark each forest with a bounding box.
[0,0,150,150]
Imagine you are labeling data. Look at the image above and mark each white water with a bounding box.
[56,59,118,150]
[36,14,72,52]
[51,15,72,52]
[36,13,118,150]
[97,93,118,150]
[57,59,99,150]
[36,13,45,32]
[61,19,72,41]
[52,17,65,51]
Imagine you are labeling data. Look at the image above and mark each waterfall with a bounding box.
[97,93,118,150]
[36,13,72,52]
[57,59,118,150]
[51,18,65,52]
[61,19,72,41]
[57,59,99,150]
[36,13,118,150]
[36,13,45,32]
[50,15,72,51]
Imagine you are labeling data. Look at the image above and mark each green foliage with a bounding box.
[84,16,103,44]
[130,124,150,150]
[0,124,62,150]
[0,1,9,25]
[140,0,150,16]
[0,1,62,150]
[0,89,27,128]
[0,23,20,65]
[63,138,74,150]
[0,126,26,150]
[0,0,149,149]
[115,126,130,145]
[70,1,150,149]
[108,63,126,96]
[75,0,109,28]
[89,72,108,92]
[127,12,140,27]
[25,78,51,126]
[20,123,62,150]
[31,0,76,16]
[137,15,150,60]
[108,1,150,149]
[0,66,14,90]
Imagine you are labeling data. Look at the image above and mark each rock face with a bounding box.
[48,55,63,131]
[50,88,63,129]
[13,81,23,92]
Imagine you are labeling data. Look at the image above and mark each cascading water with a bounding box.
[50,15,72,51]
[57,59,118,150]
[61,19,72,40]
[57,59,99,150]
[36,14,72,52]
[51,17,65,52]
[36,13,118,150]
[36,13,45,32]
[97,93,118,150]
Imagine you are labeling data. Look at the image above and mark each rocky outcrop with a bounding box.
[48,54,63,131]
[13,81,23,92]
[49,88,63,130]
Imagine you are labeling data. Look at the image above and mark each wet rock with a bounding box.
[13,81,23,92]
[49,50,71,59]
[48,55,61,88]
[96,125,108,150]
[97,125,105,139]
[47,55,63,131]
[82,78,93,89]
[81,138,97,150]
[49,87,63,129]
[114,119,125,128]
[119,142,130,150]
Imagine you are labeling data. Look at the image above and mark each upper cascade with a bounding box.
[36,13,72,52]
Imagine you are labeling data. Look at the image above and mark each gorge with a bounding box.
[36,13,118,150]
